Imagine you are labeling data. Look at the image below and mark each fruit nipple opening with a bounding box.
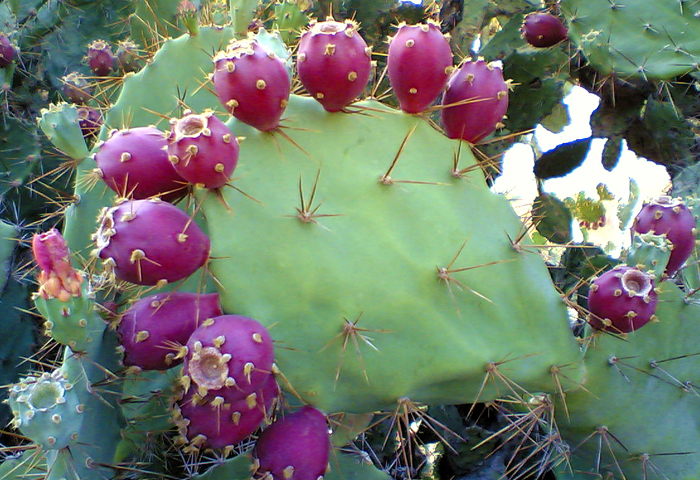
[176,115,207,137]
[29,382,64,411]
[189,347,229,390]
[317,21,344,33]
[622,269,652,296]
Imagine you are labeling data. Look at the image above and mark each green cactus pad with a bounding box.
[626,232,673,280]
[38,102,89,160]
[557,283,700,479]
[561,0,700,79]
[200,96,584,413]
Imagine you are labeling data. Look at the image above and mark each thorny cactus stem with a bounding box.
[32,229,83,302]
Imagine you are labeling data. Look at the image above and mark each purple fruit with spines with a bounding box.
[521,12,568,48]
[116,39,142,73]
[182,314,274,400]
[92,198,210,286]
[296,19,372,112]
[387,21,453,114]
[631,196,698,277]
[0,34,16,68]
[173,372,279,453]
[61,72,92,104]
[86,39,115,77]
[116,292,223,371]
[93,126,187,202]
[587,265,658,334]
[76,106,102,138]
[441,59,509,144]
[167,109,239,189]
[252,405,330,480]
[211,39,291,132]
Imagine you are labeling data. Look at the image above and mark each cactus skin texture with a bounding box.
[38,102,90,161]
[631,196,697,277]
[521,12,568,48]
[441,59,509,144]
[252,405,331,480]
[297,19,372,112]
[212,38,291,131]
[93,198,210,286]
[587,265,658,333]
[387,21,453,114]
[117,292,223,371]
[167,110,240,189]
[94,126,187,201]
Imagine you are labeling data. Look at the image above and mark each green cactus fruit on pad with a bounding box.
[557,283,700,479]
[199,95,584,413]
[561,0,700,79]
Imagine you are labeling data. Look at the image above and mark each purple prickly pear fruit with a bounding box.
[297,19,372,112]
[632,196,698,277]
[93,198,210,286]
[388,21,453,114]
[521,12,568,48]
[94,126,187,202]
[212,39,291,132]
[183,315,274,400]
[77,106,102,138]
[252,405,330,480]
[117,292,223,371]
[441,59,509,144]
[32,229,83,302]
[0,34,16,68]
[174,372,279,452]
[116,40,142,73]
[61,72,92,104]
[587,265,658,334]
[86,39,115,76]
[167,110,239,189]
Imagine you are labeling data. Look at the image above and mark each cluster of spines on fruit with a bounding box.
[6,0,700,479]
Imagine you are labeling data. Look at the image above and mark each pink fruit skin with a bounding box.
[87,40,115,76]
[118,292,222,370]
[94,126,186,202]
[176,373,279,450]
[184,314,275,400]
[521,13,568,48]
[0,35,15,68]
[388,22,453,114]
[77,107,102,138]
[632,197,697,277]
[253,405,330,480]
[94,199,210,286]
[167,111,239,189]
[297,20,372,112]
[212,40,291,132]
[441,60,508,144]
[588,266,658,334]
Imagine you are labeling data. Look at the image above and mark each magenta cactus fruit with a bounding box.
[212,39,291,131]
[86,39,115,76]
[587,265,658,334]
[0,34,16,68]
[631,196,698,277]
[32,229,83,302]
[117,292,223,371]
[252,405,330,480]
[94,126,186,201]
[174,372,278,452]
[387,21,453,114]
[521,12,568,48]
[183,315,274,400]
[167,110,239,189]
[116,40,141,73]
[297,19,372,112]
[441,59,509,144]
[93,198,210,285]
[61,72,92,104]
[77,106,102,138]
